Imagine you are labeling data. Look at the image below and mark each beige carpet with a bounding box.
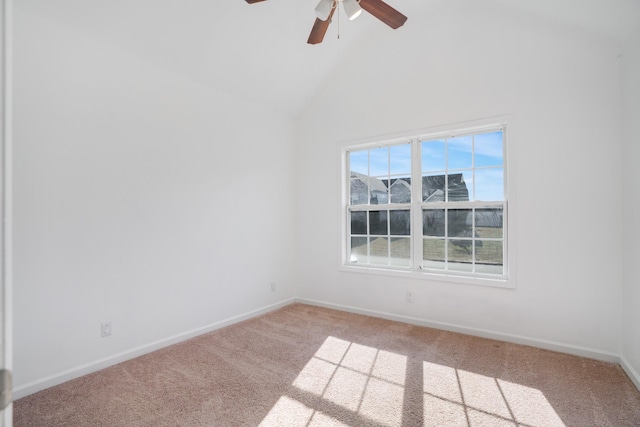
[14,303,640,426]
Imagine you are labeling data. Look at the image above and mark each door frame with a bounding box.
[1,0,13,425]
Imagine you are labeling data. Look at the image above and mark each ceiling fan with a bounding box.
[244,0,408,45]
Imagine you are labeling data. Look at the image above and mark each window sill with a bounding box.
[338,263,515,289]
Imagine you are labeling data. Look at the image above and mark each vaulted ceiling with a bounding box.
[16,0,640,118]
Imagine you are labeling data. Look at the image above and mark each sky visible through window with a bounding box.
[350,131,504,202]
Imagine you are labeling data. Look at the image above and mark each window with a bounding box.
[343,123,510,284]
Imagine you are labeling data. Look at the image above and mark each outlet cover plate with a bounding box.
[406,291,414,303]
[101,322,112,337]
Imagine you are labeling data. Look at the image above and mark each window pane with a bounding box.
[448,240,473,271]
[475,168,504,201]
[447,173,471,202]
[448,239,473,259]
[369,177,388,205]
[350,173,373,206]
[350,211,367,235]
[390,237,411,267]
[448,209,473,238]
[390,178,411,204]
[350,178,365,205]
[369,147,388,177]
[390,144,411,176]
[423,209,445,237]
[476,208,503,239]
[448,136,472,169]
[390,210,410,235]
[423,239,445,270]
[474,131,503,167]
[369,211,388,235]
[370,237,389,265]
[350,237,368,264]
[422,140,446,172]
[422,174,446,203]
[349,150,369,175]
[476,240,503,267]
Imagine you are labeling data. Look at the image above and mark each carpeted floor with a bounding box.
[14,303,640,426]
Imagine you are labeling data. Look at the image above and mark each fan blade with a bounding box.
[245,0,267,3]
[360,0,407,29]
[307,6,336,45]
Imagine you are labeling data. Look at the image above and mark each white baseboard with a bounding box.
[13,298,296,400]
[620,355,640,391]
[296,298,621,364]
[15,297,637,400]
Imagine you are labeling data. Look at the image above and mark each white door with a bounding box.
[0,0,12,426]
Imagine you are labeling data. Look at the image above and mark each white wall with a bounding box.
[296,0,623,357]
[622,23,640,384]
[13,9,296,395]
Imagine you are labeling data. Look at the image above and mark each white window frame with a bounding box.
[339,118,516,289]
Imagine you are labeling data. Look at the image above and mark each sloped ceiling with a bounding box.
[15,0,640,119]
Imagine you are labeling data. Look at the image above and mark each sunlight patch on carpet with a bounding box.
[423,361,565,427]
[259,396,350,427]
[458,370,512,419]
[291,336,406,426]
[259,396,314,426]
[261,336,566,427]
[498,379,565,427]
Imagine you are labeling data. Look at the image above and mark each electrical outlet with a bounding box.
[270,282,276,292]
[101,321,112,337]
[406,291,414,303]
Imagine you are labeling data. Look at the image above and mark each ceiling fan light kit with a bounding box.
[342,0,363,21]
[315,0,334,21]
[315,0,360,22]
[245,0,407,45]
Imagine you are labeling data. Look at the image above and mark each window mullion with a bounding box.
[445,137,449,203]
[349,204,411,212]
[471,134,476,201]
[444,209,449,270]
[411,139,422,270]
[387,148,391,264]
[472,207,476,273]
